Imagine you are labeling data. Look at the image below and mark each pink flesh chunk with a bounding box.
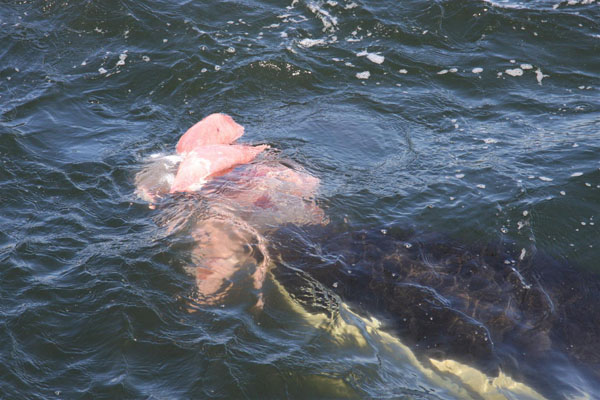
[170,144,267,193]
[176,113,245,154]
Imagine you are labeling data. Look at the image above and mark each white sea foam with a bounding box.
[571,172,583,177]
[356,71,370,79]
[367,53,384,64]
[505,68,523,76]
[307,2,338,32]
[472,67,483,74]
[163,155,183,164]
[357,51,384,64]
[116,53,127,66]
[299,38,326,48]
[518,248,526,261]
[535,68,548,85]
[539,176,553,182]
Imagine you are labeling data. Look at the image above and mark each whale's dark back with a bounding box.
[270,224,600,399]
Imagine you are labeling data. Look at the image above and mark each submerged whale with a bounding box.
[268,224,600,399]
[136,113,599,398]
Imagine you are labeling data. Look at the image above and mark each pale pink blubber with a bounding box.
[170,144,267,193]
[176,113,245,154]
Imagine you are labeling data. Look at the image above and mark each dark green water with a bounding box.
[1,0,599,398]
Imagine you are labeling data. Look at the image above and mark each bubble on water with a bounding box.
[510,59,516,63]
[560,190,566,195]
[163,38,168,43]
[520,63,533,70]
[523,210,529,216]
[214,65,221,71]
[539,176,553,182]
[455,173,465,179]
[405,243,412,249]
[472,67,483,74]
[505,68,523,76]
[98,67,107,74]
[437,69,449,75]
[477,184,486,189]
[333,282,338,288]
[201,68,207,73]
[226,47,236,53]
[483,138,498,144]
[585,182,591,187]
[581,221,587,226]
[142,56,150,62]
[501,227,508,233]
[81,60,87,66]
[449,68,458,73]
[399,69,408,74]
[381,229,388,235]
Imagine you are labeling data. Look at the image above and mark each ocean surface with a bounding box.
[1,0,599,398]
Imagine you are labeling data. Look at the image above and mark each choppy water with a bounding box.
[1,0,599,398]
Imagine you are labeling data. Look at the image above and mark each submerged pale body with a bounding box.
[136,114,324,303]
